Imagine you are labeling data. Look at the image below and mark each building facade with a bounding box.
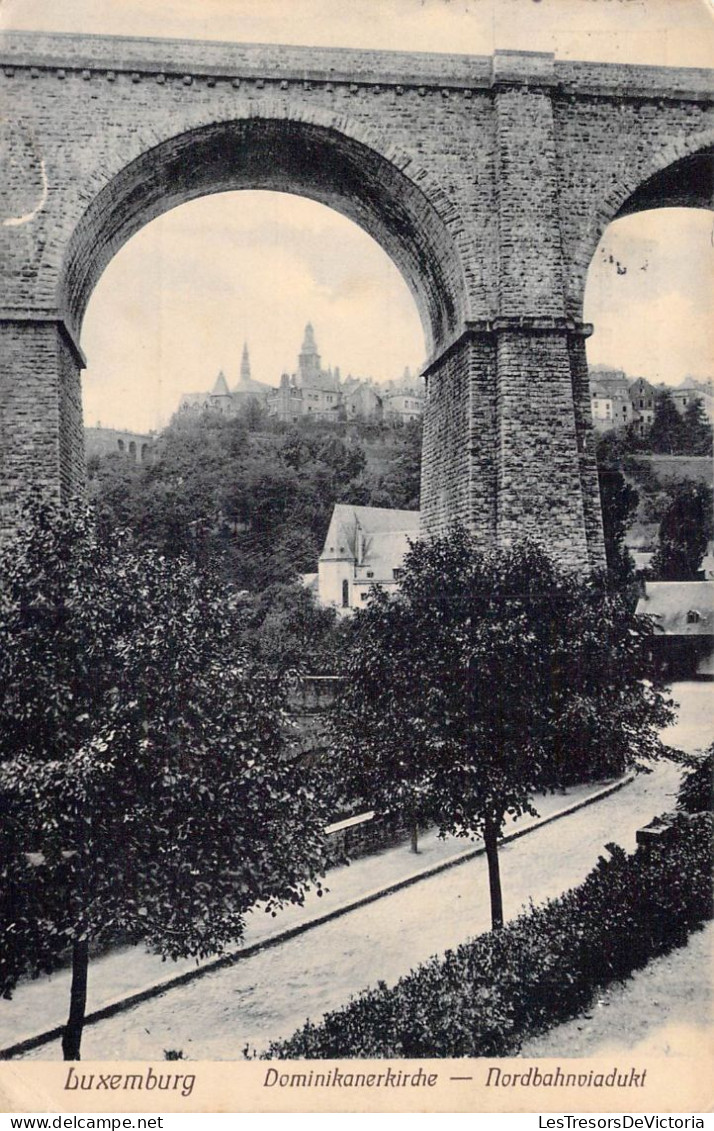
[315,503,421,615]
[266,325,424,425]
[177,344,272,418]
[176,325,425,427]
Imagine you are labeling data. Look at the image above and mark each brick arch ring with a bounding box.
[569,127,714,320]
[58,102,471,359]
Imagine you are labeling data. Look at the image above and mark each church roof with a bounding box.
[319,504,420,576]
[211,370,231,396]
[178,392,209,409]
[636,581,714,636]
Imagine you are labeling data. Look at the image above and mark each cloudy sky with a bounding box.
[2,0,712,431]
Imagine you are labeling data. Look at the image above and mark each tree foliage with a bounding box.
[332,529,674,928]
[598,468,638,590]
[648,390,687,455]
[681,399,714,456]
[0,498,332,1057]
[88,410,422,593]
[241,582,349,676]
[650,479,714,580]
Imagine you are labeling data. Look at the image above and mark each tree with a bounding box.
[244,581,347,676]
[379,418,423,510]
[649,390,686,454]
[333,528,673,929]
[650,479,714,580]
[598,468,639,590]
[0,498,332,1058]
[681,398,713,457]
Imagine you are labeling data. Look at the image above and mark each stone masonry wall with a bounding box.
[421,333,497,545]
[57,332,85,500]
[0,323,62,534]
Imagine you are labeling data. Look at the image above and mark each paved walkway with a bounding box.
[9,761,685,1061]
[1,776,620,1057]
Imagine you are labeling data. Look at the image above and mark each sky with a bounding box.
[2,0,712,431]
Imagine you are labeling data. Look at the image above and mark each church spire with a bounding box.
[240,342,251,385]
[298,322,321,386]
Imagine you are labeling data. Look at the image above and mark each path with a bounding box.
[519,921,713,1059]
[1,776,621,1056]
[18,761,683,1061]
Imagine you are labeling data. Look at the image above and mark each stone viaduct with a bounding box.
[1,31,712,568]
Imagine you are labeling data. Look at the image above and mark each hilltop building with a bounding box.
[589,368,633,432]
[670,378,714,423]
[177,344,272,418]
[590,369,713,435]
[176,325,424,426]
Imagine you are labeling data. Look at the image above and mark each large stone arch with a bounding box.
[59,108,470,358]
[569,131,714,321]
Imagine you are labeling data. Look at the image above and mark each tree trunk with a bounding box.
[410,823,419,854]
[483,816,504,930]
[62,938,89,1061]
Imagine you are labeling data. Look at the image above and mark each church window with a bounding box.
[342,580,349,608]
[117,439,124,452]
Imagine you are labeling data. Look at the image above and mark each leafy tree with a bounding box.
[0,498,331,1059]
[650,479,714,580]
[244,582,347,676]
[677,744,714,814]
[595,423,646,464]
[649,390,686,454]
[333,529,673,930]
[379,418,423,510]
[681,398,713,456]
[598,468,638,590]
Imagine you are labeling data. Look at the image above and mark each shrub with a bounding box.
[263,812,713,1059]
[678,746,714,814]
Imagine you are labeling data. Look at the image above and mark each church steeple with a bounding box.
[240,342,251,385]
[298,322,321,386]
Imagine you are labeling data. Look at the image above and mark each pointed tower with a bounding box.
[209,370,233,414]
[240,342,251,387]
[298,322,321,386]
[211,370,230,397]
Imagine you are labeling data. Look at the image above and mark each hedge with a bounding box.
[677,747,713,815]
[263,812,713,1059]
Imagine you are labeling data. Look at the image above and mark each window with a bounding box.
[117,439,124,451]
[342,579,349,608]
[360,592,368,601]
[393,568,404,580]
[687,610,701,624]
[366,571,374,578]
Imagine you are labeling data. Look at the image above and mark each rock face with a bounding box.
[1,30,712,564]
